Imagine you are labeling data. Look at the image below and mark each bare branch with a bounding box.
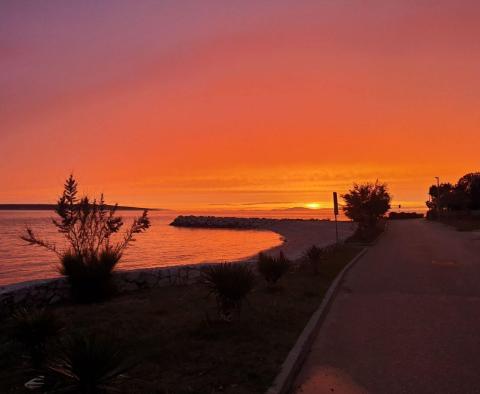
[21,227,61,257]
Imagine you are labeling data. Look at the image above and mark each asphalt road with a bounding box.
[294,219,480,394]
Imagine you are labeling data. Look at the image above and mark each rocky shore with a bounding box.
[170,215,326,229]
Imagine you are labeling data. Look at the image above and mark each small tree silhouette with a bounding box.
[342,181,390,238]
[21,175,150,302]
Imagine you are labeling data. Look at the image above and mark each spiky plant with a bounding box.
[11,307,62,368]
[47,333,133,394]
[304,245,324,275]
[21,175,150,302]
[257,251,290,285]
[202,263,255,320]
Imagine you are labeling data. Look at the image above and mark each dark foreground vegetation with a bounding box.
[0,245,361,394]
[426,172,480,231]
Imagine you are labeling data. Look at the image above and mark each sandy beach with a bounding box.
[171,216,357,261]
[253,220,356,260]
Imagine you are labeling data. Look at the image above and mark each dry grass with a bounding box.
[0,245,361,394]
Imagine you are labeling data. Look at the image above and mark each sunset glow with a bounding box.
[305,203,322,210]
[2,1,479,209]
[2,3,480,391]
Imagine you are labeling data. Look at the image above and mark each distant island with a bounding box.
[0,204,164,211]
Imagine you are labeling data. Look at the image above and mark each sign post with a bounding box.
[333,192,339,243]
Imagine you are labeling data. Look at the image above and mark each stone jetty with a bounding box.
[170,215,326,229]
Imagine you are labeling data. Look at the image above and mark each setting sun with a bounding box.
[305,202,322,210]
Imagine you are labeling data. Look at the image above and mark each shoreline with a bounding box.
[252,219,355,260]
[1,218,354,293]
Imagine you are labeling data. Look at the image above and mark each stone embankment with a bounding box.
[170,215,326,229]
[0,263,213,317]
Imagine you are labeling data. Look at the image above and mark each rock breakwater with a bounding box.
[170,215,325,229]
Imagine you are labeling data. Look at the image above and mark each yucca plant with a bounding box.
[21,175,150,303]
[257,251,290,285]
[11,307,62,368]
[47,333,133,393]
[304,245,324,275]
[202,263,255,320]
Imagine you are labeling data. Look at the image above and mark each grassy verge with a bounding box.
[434,216,480,231]
[346,219,387,245]
[0,245,361,394]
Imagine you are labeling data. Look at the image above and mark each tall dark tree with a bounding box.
[457,172,480,210]
[428,183,458,211]
[426,172,480,213]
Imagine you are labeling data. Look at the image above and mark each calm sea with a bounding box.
[0,209,335,286]
[0,207,425,286]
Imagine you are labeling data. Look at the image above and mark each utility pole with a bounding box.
[435,176,440,216]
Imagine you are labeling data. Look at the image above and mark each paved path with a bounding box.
[294,219,480,394]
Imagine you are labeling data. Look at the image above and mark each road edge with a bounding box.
[265,246,369,394]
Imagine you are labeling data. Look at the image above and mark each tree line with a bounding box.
[427,172,480,214]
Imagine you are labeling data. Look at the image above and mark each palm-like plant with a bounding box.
[11,307,62,368]
[304,245,324,275]
[202,263,255,320]
[47,333,133,393]
[257,252,290,285]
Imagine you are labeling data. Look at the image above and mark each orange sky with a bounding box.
[1,1,479,209]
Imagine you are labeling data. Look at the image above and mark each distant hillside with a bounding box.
[0,204,164,211]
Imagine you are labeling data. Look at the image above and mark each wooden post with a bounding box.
[333,192,339,243]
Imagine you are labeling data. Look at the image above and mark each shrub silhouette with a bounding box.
[257,251,290,285]
[342,181,391,238]
[11,307,62,368]
[304,245,324,275]
[202,263,255,320]
[21,175,150,302]
[47,333,133,393]
[60,249,122,303]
